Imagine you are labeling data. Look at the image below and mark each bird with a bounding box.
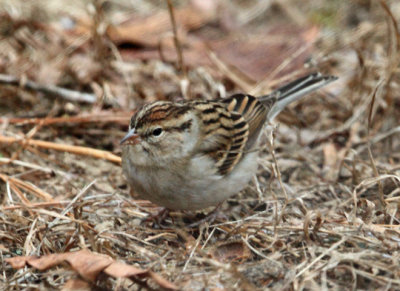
[121,72,337,211]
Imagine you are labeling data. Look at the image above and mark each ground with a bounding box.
[1,0,400,290]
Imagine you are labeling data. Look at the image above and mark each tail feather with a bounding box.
[259,72,337,121]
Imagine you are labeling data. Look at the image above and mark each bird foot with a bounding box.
[186,203,225,228]
[143,207,172,228]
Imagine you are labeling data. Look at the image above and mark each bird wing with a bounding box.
[223,94,268,150]
[202,73,337,176]
[194,101,252,176]
[196,94,267,176]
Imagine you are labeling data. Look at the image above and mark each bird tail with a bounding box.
[259,72,337,121]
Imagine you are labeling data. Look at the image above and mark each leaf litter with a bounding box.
[0,0,400,290]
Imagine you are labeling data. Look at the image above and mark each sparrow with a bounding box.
[121,72,337,210]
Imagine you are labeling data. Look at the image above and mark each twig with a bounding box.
[379,0,400,77]
[267,125,289,230]
[0,74,97,103]
[352,174,400,224]
[241,236,273,261]
[275,0,308,26]
[208,50,253,92]
[166,0,190,99]
[2,201,71,211]
[0,135,121,164]
[34,208,87,224]
[10,175,54,202]
[47,180,96,228]
[307,79,374,147]
[182,227,203,272]
[0,157,70,176]
[355,126,400,154]
[3,177,31,206]
[366,79,386,210]
[0,113,131,125]
[250,45,310,96]
[295,237,347,278]
[166,0,186,77]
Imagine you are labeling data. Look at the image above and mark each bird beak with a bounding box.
[120,128,140,145]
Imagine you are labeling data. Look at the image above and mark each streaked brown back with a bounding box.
[223,94,268,149]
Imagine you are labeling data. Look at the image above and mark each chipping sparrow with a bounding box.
[121,73,337,210]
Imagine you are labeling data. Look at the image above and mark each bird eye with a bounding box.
[152,128,163,136]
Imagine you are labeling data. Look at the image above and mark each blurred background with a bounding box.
[1,1,400,290]
[1,0,393,110]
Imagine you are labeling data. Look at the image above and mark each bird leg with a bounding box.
[186,203,225,228]
[143,207,172,227]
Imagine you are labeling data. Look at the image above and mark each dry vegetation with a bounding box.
[1,0,400,290]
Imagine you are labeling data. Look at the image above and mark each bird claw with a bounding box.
[186,203,225,228]
[142,207,172,228]
[141,204,226,228]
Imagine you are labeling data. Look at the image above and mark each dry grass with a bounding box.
[1,0,400,290]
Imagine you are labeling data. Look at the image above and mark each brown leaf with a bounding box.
[63,250,114,282]
[174,228,197,251]
[68,54,102,85]
[104,261,147,277]
[5,255,32,269]
[121,25,318,83]
[61,278,91,291]
[28,252,71,270]
[36,59,64,86]
[148,271,179,290]
[0,243,9,253]
[212,241,251,263]
[107,5,215,47]
[5,249,177,290]
[208,26,317,82]
[104,262,177,290]
[323,143,338,171]
[357,199,376,224]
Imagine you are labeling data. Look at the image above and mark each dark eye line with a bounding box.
[139,119,192,139]
[140,127,162,139]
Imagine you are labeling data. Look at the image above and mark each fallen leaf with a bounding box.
[208,25,317,82]
[6,255,28,269]
[107,4,215,47]
[357,199,376,224]
[323,142,338,173]
[0,244,9,253]
[120,25,318,83]
[70,1,319,83]
[61,278,91,291]
[212,241,251,263]
[5,249,177,290]
[104,261,149,277]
